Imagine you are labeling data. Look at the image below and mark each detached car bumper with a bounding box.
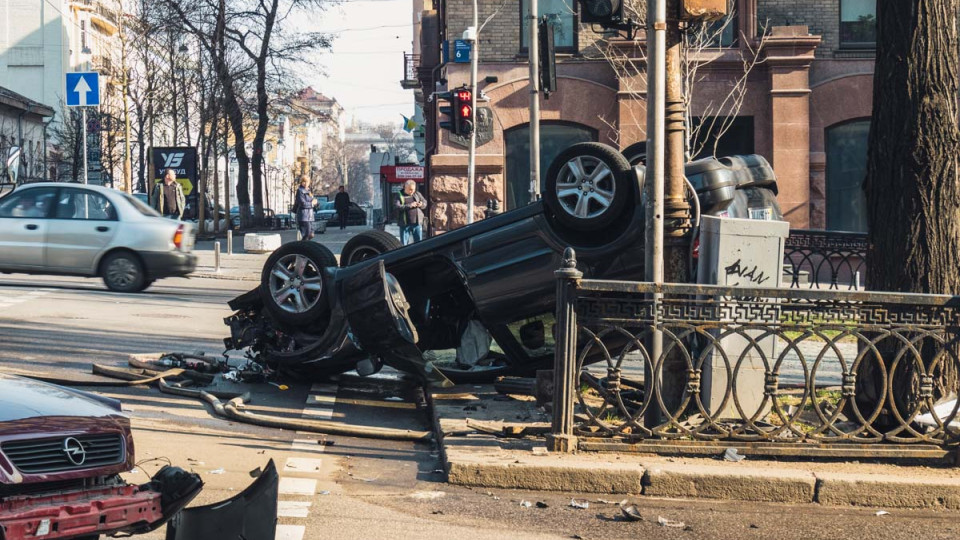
[141,251,197,279]
[0,466,202,540]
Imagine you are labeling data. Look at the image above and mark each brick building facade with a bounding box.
[408,0,877,234]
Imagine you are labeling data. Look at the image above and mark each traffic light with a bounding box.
[455,88,473,135]
[579,0,622,25]
[538,18,557,97]
[437,86,473,136]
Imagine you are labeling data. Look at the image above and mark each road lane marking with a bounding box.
[284,457,323,473]
[277,501,312,518]
[278,477,317,496]
[291,438,327,454]
[275,524,306,540]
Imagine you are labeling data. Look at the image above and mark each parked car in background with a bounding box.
[0,183,196,292]
[132,192,149,206]
[0,373,203,538]
[315,201,367,226]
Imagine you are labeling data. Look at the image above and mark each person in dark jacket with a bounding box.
[151,169,186,219]
[395,180,426,245]
[294,176,317,240]
[334,186,351,230]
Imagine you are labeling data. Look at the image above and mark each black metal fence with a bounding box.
[549,248,960,460]
[783,229,868,290]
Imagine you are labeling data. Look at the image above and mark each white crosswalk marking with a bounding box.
[278,477,318,496]
[277,501,312,518]
[275,524,306,540]
[284,457,323,473]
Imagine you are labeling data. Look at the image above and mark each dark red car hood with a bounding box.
[0,373,123,422]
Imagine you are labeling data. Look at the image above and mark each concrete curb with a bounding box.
[816,472,960,510]
[643,463,815,503]
[428,384,960,509]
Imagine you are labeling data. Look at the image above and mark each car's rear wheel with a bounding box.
[622,141,647,167]
[101,252,146,293]
[544,142,633,231]
[259,241,336,327]
[340,230,402,267]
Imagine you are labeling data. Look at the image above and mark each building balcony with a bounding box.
[400,53,420,90]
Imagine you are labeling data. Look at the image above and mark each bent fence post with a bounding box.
[549,247,583,453]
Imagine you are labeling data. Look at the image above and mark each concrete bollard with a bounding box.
[243,233,282,254]
[226,230,233,256]
[214,241,221,273]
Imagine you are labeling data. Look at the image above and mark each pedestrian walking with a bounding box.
[334,186,351,230]
[151,169,185,220]
[395,179,426,245]
[294,175,318,240]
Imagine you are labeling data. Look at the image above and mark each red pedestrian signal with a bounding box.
[437,85,473,137]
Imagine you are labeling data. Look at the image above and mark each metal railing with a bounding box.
[784,229,868,290]
[549,248,960,460]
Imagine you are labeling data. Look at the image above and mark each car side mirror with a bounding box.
[519,320,545,350]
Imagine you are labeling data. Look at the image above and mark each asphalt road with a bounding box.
[1,268,959,539]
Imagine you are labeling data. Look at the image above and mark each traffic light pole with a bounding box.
[466,0,478,224]
[528,0,541,201]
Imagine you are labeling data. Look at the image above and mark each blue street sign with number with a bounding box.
[453,40,471,63]
[66,72,100,107]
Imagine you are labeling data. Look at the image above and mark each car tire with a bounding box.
[621,141,647,167]
[101,252,146,293]
[544,142,633,231]
[259,241,336,327]
[340,230,403,267]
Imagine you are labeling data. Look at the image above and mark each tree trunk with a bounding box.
[859,0,960,426]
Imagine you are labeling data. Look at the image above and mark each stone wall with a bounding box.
[758,0,844,57]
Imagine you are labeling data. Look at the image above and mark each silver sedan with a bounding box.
[0,183,196,292]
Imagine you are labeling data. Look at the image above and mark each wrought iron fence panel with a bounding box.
[560,277,960,452]
[784,229,868,290]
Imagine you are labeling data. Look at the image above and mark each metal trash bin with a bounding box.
[696,215,790,419]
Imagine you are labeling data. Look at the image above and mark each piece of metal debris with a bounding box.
[209,468,225,474]
[876,510,890,517]
[620,505,643,522]
[569,499,590,509]
[657,516,685,528]
[723,447,746,462]
[520,500,533,508]
[249,467,262,478]
[536,501,549,508]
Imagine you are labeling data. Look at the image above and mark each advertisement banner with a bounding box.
[150,147,197,195]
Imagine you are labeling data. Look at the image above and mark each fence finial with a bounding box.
[561,247,577,269]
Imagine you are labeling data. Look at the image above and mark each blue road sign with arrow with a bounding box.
[66,72,100,107]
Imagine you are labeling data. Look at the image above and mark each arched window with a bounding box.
[825,119,870,232]
[504,122,596,210]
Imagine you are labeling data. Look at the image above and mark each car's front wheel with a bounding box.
[259,241,336,327]
[101,252,147,293]
[544,142,633,231]
[340,230,402,267]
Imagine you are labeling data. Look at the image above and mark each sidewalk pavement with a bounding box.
[429,384,960,509]
[189,224,400,281]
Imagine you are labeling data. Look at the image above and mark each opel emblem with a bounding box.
[62,437,86,466]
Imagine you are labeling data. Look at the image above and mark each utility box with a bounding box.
[680,0,728,21]
[696,215,789,420]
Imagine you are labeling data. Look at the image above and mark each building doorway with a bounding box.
[825,119,869,232]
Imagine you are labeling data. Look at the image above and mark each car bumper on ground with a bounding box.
[140,251,197,279]
[0,466,202,540]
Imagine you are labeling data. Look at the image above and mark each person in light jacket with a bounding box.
[294,176,318,240]
[395,179,426,245]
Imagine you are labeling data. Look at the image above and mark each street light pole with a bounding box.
[528,0,541,201]
[465,2,478,224]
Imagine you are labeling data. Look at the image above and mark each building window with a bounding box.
[504,122,596,210]
[689,116,754,160]
[699,11,739,48]
[80,20,88,51]
[826,119,870,232]
[840,0,876,48]
[520,0,576,51]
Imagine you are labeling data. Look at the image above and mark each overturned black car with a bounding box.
[224,143,783,385]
